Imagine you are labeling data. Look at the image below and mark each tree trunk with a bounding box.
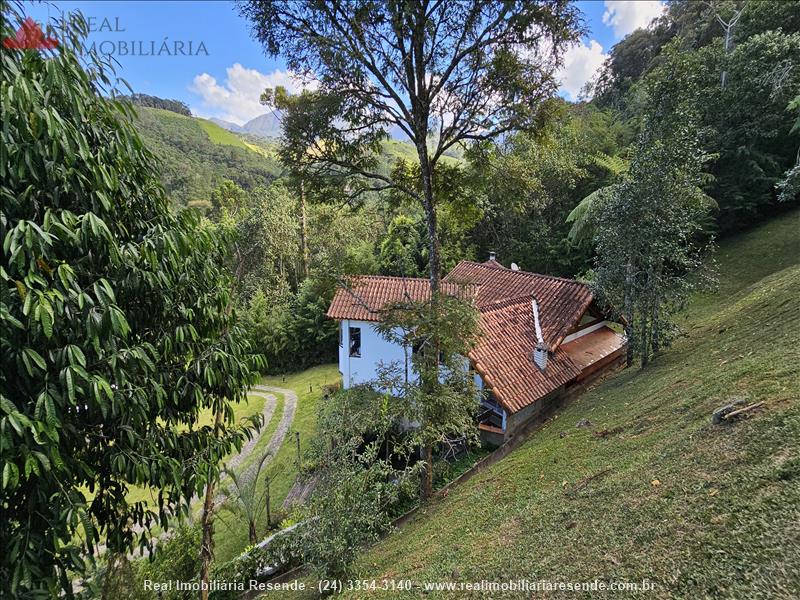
[623,262,635,367]
[640,311,649,368]
[299,180,310,280]
[415,136,441,503]
[651,290,660,354]
[249,520,257,546]
[198,410,223,600]
[420,444,433,499]
[198,490,215,600]
[721,24,731,87]
[418,159,441,291]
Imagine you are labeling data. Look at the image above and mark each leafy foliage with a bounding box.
[81,525,202,600]
[132,108,281,208]
[467,102,631,276]
[302,424,411,579]
[220,451,274,546]
[593,44,715,366]
[242,278,338,374]
[379,215,426,277]
[374,294,482,497]
[0,10,261,596]
[593,0,800,232]
[240,0,583,287]
[123,93,192,117]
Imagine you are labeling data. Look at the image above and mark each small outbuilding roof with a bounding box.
[326,275,476,322]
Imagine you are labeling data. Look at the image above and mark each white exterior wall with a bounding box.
[339,319,414,388]
[562,319,610,344]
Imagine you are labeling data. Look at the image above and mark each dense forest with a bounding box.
[3,1,799,597]
[131,0,799,375]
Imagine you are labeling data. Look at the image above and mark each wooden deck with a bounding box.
[562,326,626,381]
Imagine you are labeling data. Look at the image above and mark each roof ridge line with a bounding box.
[345,274,430,282]
[456,260,588,286]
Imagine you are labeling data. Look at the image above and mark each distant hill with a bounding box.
[241,112,283,138]
[210,111,284,139]
[211,110,427,144]
[209,117,245,133]
[132,107,282,208]
[125,93,191,117]
[131,104,458,209]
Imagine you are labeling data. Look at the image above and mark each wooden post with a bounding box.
[295,431,301,472]
[265,475,271,529]
[198,409,223,600]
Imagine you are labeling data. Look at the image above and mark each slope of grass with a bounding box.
[197,118,252,150]
[328,210,800,598]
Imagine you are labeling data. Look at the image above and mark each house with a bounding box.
[326,255,627,445]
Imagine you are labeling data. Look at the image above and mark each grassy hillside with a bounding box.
[197,118,252,150]
[328,210,800,598]
[133,108,282,207]
[133,106,461,208]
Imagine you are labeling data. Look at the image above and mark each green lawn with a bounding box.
[268,210,800,598]
[197,118,252,150]
[213,364,342,564]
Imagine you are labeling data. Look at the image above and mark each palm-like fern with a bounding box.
[220,450,274,545]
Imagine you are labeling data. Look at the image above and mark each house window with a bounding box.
[349,326,361,358]
[338,323,343,347]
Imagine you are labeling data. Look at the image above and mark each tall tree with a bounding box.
[375,294,481,497]
[239,0,582,291]
[0,10,262,596]
[593,44,714,367]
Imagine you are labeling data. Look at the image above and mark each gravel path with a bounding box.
[250,384,298,464]
[214,385,298,501]
[223,390,278,474]
[92,386,300,560]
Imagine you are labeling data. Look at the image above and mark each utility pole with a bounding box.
[711,1,747,88]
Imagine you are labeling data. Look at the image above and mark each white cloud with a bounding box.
[602,1,666,38]
[189,63,315,125]
[558,39,607,101]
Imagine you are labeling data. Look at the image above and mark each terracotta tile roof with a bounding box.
[326,276,476,322]
[445,261,594,349]
[328,263,615,415]
[481,259,506,269]
[470,297,582,413]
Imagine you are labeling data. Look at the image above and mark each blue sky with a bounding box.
[23,0,665,125]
